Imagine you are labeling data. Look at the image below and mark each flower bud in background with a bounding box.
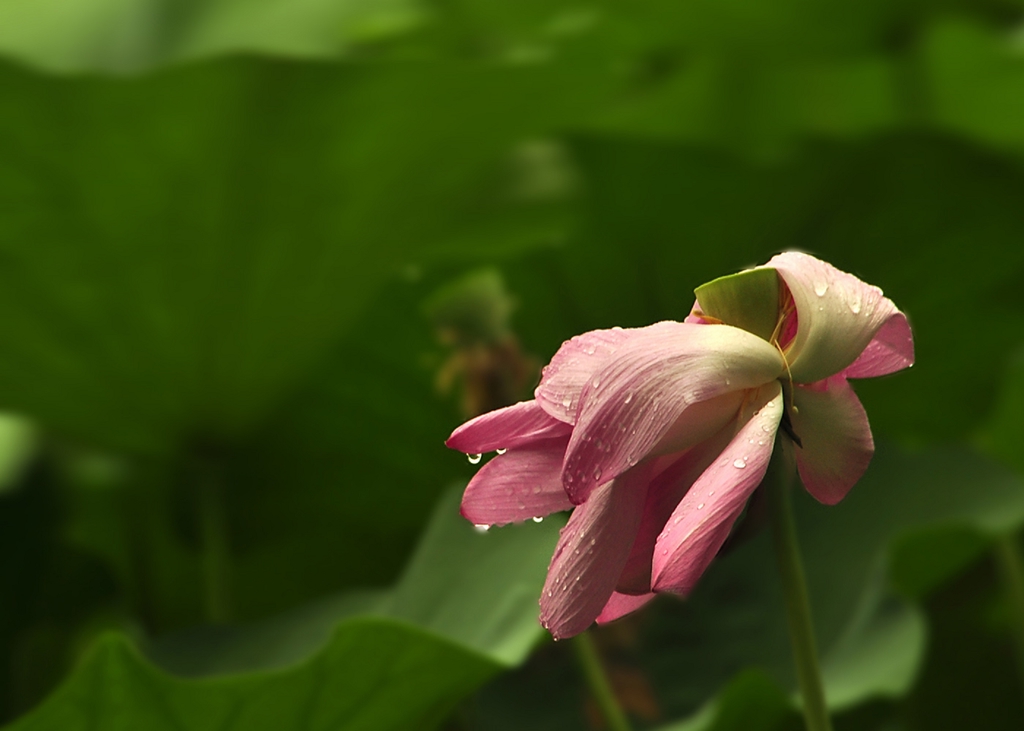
[425,268,538,419]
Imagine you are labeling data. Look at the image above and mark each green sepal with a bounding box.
[694,267,780,342]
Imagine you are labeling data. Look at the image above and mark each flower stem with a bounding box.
[994,533,1024,704]
[197,457,231,623]
[767,442,833,731]
[572,631,632,731]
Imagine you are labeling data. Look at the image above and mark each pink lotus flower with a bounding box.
[446,252,913,639]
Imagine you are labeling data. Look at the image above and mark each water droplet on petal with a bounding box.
[698,502,705,509]
[474,524,490,532]
[814,281,829,297]
[467,453,482,464]
[674,516,682,524]
[849,298,862,315]
[592,376,601,388]
[495,448,507,455]
[533,485,542,494]
[593,467,603,481]
[562,396,572,409]
[733,458,747,468]
[532,516,544,523]
[624,392,633,404]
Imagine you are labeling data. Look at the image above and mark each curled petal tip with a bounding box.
[844,311,915,379]
[445,400,570,454]
[766,252,906,383]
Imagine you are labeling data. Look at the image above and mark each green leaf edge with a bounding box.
[4,487,561,730]
[694,268,780,342]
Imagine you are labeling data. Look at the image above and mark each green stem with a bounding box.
[572,631,632,731]
[994,533,1024,703]
[198,458,231,623]
[124,472,160,633]
[767,441,833,731]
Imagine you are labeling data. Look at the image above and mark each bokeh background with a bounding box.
[1,1,1024,729]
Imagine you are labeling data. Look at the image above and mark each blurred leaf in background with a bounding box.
[5,489,562,731]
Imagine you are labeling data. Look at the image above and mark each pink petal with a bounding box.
[684,299,713,324]
[791,376,874,505]
[596,592,656,624]
[539,463,653,640]
[651,383,784,595]
[616,427,736,594]
[460,437,574,526]
[446,400,571,454]
[767,252,903,384]
[843,312,915,379]
[561,322,784,504]
[535,328,633,424]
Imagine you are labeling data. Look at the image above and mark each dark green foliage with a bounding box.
[0,1,1024,729]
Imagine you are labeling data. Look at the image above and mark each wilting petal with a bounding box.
[535,328,632,424]
[768,252,901,384]
[596,592,656,624]
[791,377,874,505]
[843,312,915,379]
[539,463,653,640]
[616,427,736,594]
[461,437,573,526]
[561,322,783,504]
[446,400,571,454]
[651,383,783,595]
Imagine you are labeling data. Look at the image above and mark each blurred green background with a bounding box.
[1,1,1024,729]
